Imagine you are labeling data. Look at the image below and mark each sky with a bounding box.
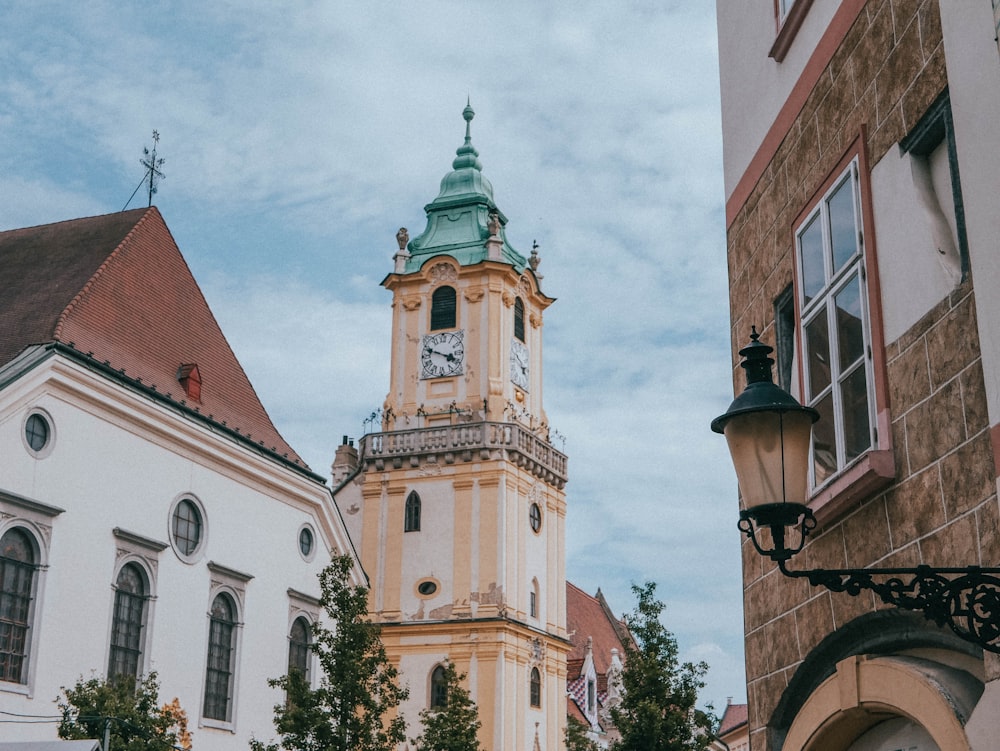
[2,1,745,709]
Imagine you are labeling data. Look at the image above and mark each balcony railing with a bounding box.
[359,421,567,488]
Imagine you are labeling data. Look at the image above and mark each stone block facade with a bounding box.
[718,1,1000,749]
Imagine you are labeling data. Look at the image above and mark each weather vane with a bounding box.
[122,130,166,211]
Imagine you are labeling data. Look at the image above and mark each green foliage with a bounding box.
[565,717,600,751]
[57,672,191,751]
[609,582,715,751]
[412,660,482,751]
[250,553,409,751]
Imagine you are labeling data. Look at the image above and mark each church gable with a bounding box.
[0,207,306,469]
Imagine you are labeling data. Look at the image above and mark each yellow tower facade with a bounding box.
[346,105,569,750]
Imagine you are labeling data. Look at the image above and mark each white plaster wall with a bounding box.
[0,358,345,751]
[870,147,958,344]
[716,0,841,197]
[940,2,1000,427]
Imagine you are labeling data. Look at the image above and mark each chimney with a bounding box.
[331,435,359,486]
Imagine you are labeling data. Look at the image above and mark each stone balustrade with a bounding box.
[359,421,567,488]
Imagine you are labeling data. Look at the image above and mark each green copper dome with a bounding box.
[404,103,526,273]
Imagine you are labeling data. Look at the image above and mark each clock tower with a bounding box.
[338,104,569,750]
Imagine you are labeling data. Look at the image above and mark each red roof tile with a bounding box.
[718,702,748,736]
[566,581,632,677]
[0,208,307,469]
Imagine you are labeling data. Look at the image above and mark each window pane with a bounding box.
[431,666,448,708]
[798,215,825,304]
[835,275,864,370]
[828,176,858,273]
[0,529,35,684]
[108,564,146,681]
[173,500,202,556]
[842,366,872,463]
[288,617,310,679]
[812,394,837,486]
[804,310,831,399]
[204,594,236,721]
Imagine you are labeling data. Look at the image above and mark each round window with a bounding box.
[170,497,205,561]
[417,580,438,597]
[23,410,55,458]
[529,503,542,533]
[299,526,314,558]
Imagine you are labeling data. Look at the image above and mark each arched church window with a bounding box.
[430,286,456,330]
[0,527,37,684]
[514,297,525,342]
[405,491,421,532]
[203,592,238,721]
[430,664,448,708]
[530,667,541,707]
[108,562,149,681]
[288,616,311,681]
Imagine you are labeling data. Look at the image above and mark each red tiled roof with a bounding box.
[0,208,307,469]
[718,702,749,736]
[566,581,631,677]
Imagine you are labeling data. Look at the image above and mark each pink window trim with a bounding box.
[789,131,896,524]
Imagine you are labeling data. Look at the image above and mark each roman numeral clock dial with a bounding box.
[421,331,465,378]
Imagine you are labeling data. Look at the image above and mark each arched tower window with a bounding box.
[288,616,311,681]
[0,527,37,684]
[530,667,541,707]
[430,664,448,708]
[431,286,457,330]
[405,491,421,532]
[514,297,525,342]
[108,562,149,681]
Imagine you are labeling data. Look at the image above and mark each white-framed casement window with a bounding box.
[796,158,876,489]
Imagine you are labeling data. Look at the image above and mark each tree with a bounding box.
[411,660,482,751]
[57,672,191,751]
[251,553,409,751]
[565,717,600,751]
[609,582,714,751]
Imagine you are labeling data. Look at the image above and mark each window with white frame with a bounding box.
[796,159,875,488]
[109,528,166,683]
[0,527,39,684]
[202,562,252,725]
[108,562,150,682]
[0,493,61,691]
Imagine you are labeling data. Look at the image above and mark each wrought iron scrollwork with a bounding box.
[780,561,1000,653]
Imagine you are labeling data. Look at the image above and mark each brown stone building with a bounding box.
[716,2,1000,749]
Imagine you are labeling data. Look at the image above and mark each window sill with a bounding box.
[0,680,31,697]
[811,449,895,524]
[200,717,236,733]
[769,0,815,63]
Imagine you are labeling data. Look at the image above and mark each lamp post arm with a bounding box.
[777,561,1000,653]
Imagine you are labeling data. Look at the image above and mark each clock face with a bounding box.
[510,339,529,390]
[421,331,465,378]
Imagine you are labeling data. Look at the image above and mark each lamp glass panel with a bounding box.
[723,410,813,508]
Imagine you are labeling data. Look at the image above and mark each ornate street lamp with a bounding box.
[713,329,1000,653]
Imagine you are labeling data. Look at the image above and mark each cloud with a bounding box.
[2,0,745,705]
